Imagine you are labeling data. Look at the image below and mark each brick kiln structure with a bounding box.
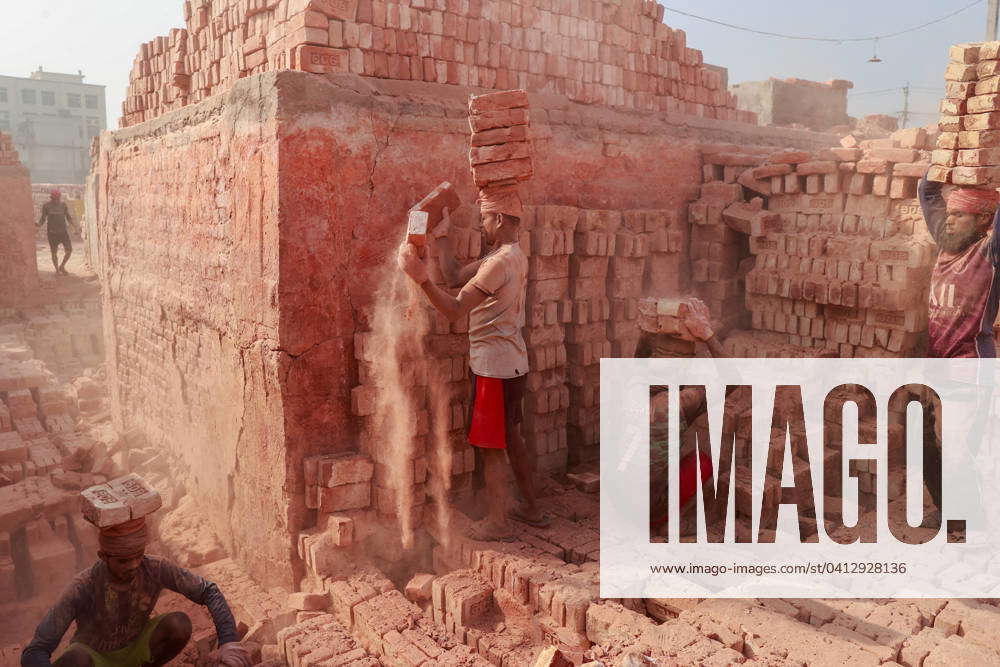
[0,132,39,307]
[119,0,755,128]
[89,0,843,590]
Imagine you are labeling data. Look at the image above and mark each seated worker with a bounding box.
[635,298,725,359]
[22,517,251,667]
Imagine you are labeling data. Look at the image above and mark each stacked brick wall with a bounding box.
[693,127,940,358]
[119,0,755,127]
[92,70,836,583]
[521,206,572,476]
[0,132,39,307]
[89,76,294,588]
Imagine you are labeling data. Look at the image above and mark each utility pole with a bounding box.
[901,82,910,128]
[989,0,999,41]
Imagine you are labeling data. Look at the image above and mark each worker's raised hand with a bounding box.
[217,642,252,667]
[682,298,714,341]
[432,206,452,242]
[397,243,429,284]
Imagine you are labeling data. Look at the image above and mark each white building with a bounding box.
[0,68,107,184]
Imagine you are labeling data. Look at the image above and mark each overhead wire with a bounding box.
[663,1,983,44]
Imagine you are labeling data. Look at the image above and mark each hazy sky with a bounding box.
[0,0,988,129]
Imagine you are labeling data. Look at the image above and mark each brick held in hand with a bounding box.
[951,166,1000,185]
[409,181,460,235]
[471,157,533,187]
[407,210,429,246]
[469,141,531,166]
[468,108,529,133]
[945,62,978,82]
[468,89,529,115]
[470,124,529,147]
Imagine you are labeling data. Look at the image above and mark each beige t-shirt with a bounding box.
[467,242,529,378]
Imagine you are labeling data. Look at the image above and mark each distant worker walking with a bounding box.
[37,189,77,275]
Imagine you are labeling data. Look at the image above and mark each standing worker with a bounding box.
[917,177,1000,525]
[397,189,547,541]
[37,189,77,276]
[918,179,1000,358]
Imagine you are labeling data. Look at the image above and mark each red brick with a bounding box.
[963,112,1000,131]
[469,108,529,132]
[468,89,528,114]
[471,157,532,186]
[318,483,371,512]
[952,165,1000,185]
[468,141,531,166]
[765,150,812,164]
[891,126,928,148]
[293,45,349,74]
[945,62,977,81]
[469,124,529,147]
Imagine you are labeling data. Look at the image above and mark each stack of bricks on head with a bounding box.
[81,473,163,528]
[932,41,1000,185]
[468,88,533,204]
[637,297,696,341]
[690,129,941,358]
[119,0,754,128]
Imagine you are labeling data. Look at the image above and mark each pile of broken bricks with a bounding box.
[931,41,1000,185]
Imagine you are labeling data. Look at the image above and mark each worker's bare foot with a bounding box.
[509,502,550,528]
[469,518,514,542]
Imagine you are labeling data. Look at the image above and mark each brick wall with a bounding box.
[91,69,836,582]
[89,75,292,587]
[0,132,39,307]
[119,0,756,127]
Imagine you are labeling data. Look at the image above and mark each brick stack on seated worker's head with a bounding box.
[468,90,533,223]
[81,473,162,560]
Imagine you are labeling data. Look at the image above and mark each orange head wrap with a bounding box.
[98,517,148,557]
[478,182,523,219]
[947,188,999,215]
